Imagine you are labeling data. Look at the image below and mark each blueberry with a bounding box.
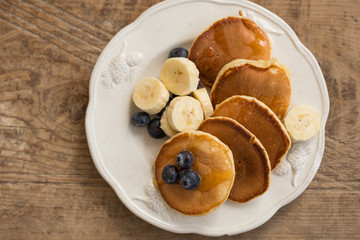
[162,165,179,184]
[147,118,166,139]
[197,80,203,89]
[168,47,188,58]
[179,169,201,190]
[130,112,150,127]
[176,151,194,169]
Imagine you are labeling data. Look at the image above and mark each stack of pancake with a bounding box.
[154,12,292,215]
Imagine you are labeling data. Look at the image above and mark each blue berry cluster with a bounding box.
[162,151,201,190]
[130,111,166,139]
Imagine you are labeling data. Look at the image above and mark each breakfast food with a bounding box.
[160,57,199,96]
[284,105,321,141]
[130,112,150,127]
[162,150,202,190]
[147,118,166,139]
[166,96,204,132]
[211,59,291,119]
[192,88,214,118]
[198,117,270,203]
[160,107,179,137]
[213,95,291,169]
[154,131,235,215]
[168,47,188,58]
[131,50,208,138]
[188,15,272,87]
[132,77,170,114]
[128,11,322,215]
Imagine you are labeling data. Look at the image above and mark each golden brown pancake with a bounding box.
[154,131,235,215]
[211,59,291,119]
[198,117,270,203]
[213,95,291,169]
[188,15,272,87]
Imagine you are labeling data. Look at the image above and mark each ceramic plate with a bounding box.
[86,0,330,236]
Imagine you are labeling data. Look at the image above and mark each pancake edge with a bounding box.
[214,95,291,169]
[199,116,271,203]
[188,15,273,87]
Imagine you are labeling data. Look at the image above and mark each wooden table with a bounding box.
[0,0,359,239]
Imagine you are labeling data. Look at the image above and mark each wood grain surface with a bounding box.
[0,0,359,239]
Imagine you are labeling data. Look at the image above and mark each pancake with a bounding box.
[188,15,272,87]
[213,95,291,169]
[154,131,235,215]
[198,117,270,203]
[211,59,291,119]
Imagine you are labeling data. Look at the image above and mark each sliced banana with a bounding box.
[160,57,199,96]
[284,105,321,142]
[192,88,214,118]
[166,96,204,132]
[132,77,169,114]
[160,107,179,137]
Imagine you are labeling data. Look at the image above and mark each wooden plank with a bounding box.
[0,184,358,239]
[0,0,359,239]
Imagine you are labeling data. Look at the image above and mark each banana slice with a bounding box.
[284,105,321,141]
[192,88,214,118]
[166,96,204,132]
[160,107,179,137]
[132,77,170,114]
[160,57,199,95]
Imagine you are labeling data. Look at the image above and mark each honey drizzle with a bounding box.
[195,168,234,193]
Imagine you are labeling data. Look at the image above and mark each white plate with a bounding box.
[86,0,330,236]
